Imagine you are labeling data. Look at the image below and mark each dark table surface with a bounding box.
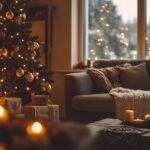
[87,118,150,150]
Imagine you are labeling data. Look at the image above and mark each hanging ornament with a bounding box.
[41,86,46,92]
[25,72,34,82]
[33,42,40,50]
[0,31,6,40]
[0,3,3,10]
[2,48,8,57]
[20,13,26,21]
[27,41,34,51]
[14,46,20,52]
[0,48,8,57]
[5,10,14,20]
[15,16,23,25]
[31,51,36,57]
[45,82,52,92]
[16,68,24,77]
[40,82,52,93]
[40,81,46,92]
[33,71,39,77]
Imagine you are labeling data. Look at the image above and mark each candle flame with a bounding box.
[32,122,43,134]
[0,106,4,116]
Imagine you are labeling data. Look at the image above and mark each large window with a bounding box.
[146,0,150,58]
[84,0,147,61]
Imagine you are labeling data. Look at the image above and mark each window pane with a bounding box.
[87,0,137,61]
[146,0,150,59]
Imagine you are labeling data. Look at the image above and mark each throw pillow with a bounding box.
[105,67,121,88]
[87,68,112,93]
[118,63,150,90]
[104,63,132,88]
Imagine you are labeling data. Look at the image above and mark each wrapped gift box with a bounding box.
[0,97,22,114]
[30,95,51,106]
[22,105,59,121]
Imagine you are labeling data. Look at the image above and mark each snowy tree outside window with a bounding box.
[85,0,138,62]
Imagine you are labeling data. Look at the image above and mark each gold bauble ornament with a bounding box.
[45,82,52,92]
[33,71,39,77]
[31,51,36,57]
[0,3,3,10]
[34,42,40,50]
[0,48,8,57]
[40,82,52,93]
[41,86,46,92]
[5,10,14,20]
[25,72,34,82]
[16,68,24,77]
[20,13,26,20]
[15,16,23,25]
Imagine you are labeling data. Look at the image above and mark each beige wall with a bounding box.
[32,0,78,71]
[31,0,80,118]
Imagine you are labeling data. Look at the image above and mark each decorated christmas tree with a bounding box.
[88,0,129,61]
[0,0,52,103]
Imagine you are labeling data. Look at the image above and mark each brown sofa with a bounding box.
[65,60,150,123]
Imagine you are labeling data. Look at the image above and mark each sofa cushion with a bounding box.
[87,68,112,93]
[118,63,150,90]
[72,94,115,113]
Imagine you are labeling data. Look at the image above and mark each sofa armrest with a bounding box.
[65,72,97,115]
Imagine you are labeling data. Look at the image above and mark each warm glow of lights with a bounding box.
[26,87,30,91]
[14,86,18,89]
[0,106,4,116]
[105,24,110,27]
[26,121,46,138]
[0,79,4,83]
[19,8,23,12]
[32,122,43,134]
[100,17,104,21]
[97,29,100,33]
[0,144,6,150]
[0,106,9,123]
[4,91,7,96]
[16,33,20,36]
[42,78,46,81]
[90,49,94,53]
[145,36,149,41]
[95,57,98,60]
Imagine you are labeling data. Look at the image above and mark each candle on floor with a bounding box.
[26,121,46,139]
[124,110,134,122]
[144,114,150,120]
[0,144,6,150]
[0,106,9,123]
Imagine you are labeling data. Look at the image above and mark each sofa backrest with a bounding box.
[65,72,97,96]
[93,60,150,77]
[93,60,150,68]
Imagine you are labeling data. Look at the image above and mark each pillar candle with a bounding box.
[124,110,134,122]
[145,114,150,120]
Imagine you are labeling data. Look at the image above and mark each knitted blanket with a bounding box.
[109,87,150,119]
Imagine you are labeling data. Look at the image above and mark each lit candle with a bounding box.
[0,106,9,123]
[124,110,134,122]
[134,118,144,123]
[145,114,150,120]
[0,144,6,150]
[26,121,46,139]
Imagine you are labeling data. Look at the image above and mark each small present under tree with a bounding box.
[0,0,52,104]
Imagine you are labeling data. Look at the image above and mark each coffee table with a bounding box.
[87,118,150,150]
